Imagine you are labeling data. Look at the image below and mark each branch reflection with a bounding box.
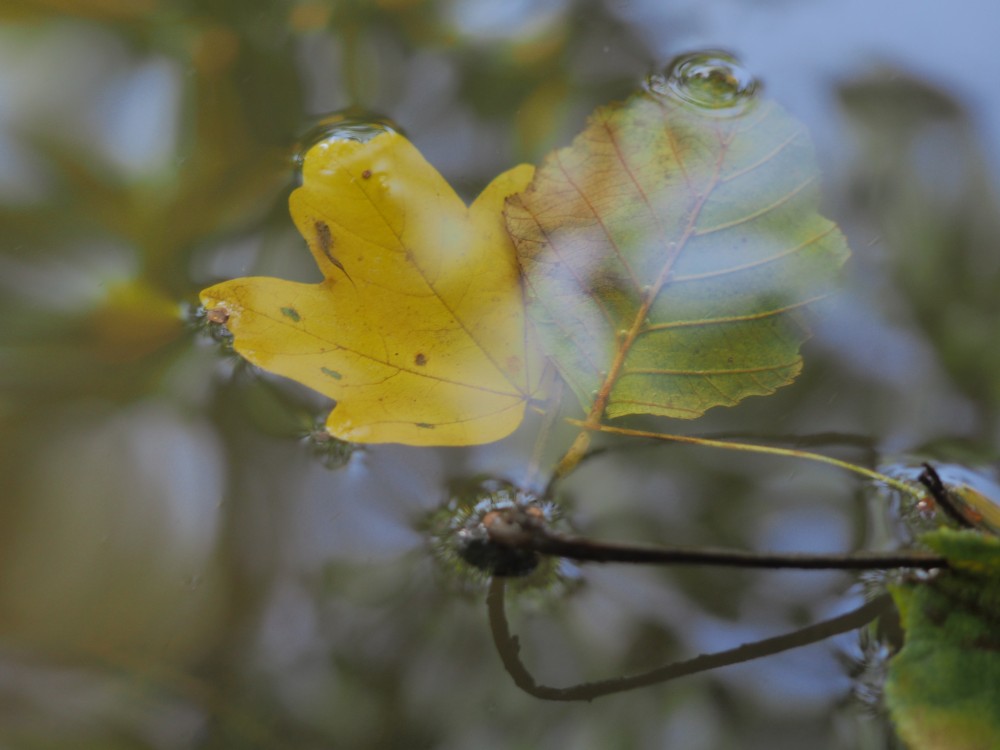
[487,578,893,702]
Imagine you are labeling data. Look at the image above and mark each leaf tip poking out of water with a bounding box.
[885,529,1000,750]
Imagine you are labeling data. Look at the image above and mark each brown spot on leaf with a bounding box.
[415,422,434,429]
[314,219,352,281]
[414,352,427,366]
[314,219,332,255]
[361,169,372,179]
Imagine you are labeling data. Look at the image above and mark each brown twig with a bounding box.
[483,506,949,572]
[918,463,977,529]
[487,578,894,701]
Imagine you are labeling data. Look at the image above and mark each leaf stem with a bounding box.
[556,130,730,479]
[564,420,923,500]
[553,430,592,479]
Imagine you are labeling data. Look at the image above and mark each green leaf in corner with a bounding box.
[505,87,850,422]
[885,528,1000,750]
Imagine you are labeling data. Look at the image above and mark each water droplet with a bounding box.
[294,110,401,168]
[646,51,758,114]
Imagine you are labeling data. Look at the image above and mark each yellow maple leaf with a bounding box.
[201,131,543,446]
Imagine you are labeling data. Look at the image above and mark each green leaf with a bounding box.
[885,529,1000,750]
[505,90,850,421]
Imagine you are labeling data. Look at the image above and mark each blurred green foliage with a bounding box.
[841,74,1000,438]
[0,4,659,748]
[2,3,998,749]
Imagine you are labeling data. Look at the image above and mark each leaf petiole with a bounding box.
[564,419,923,501]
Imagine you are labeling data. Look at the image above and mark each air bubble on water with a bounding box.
[423,477,578,593]
[190,304,234,351]
[303,416,356,470]
[646,51,758,115]
[293,111,401,170]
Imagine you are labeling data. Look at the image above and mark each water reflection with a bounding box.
[841,72,1000,439]
[294,111,401,167]
[0,401,226,662]
[2,2,999,749]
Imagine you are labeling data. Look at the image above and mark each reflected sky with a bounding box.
[2,1,998,748]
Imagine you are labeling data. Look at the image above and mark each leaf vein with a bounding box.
[672,225,836,283]
[621,361,800,377]
[641,293,829,332]
[693,176,817,236]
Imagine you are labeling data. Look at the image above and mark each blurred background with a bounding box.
[1,0,999,747]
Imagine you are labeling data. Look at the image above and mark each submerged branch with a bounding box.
[487,578,894,701]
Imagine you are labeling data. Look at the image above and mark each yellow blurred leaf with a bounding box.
[90,279,182,363]
[201,131,543,446]
[950,483,1000,534]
